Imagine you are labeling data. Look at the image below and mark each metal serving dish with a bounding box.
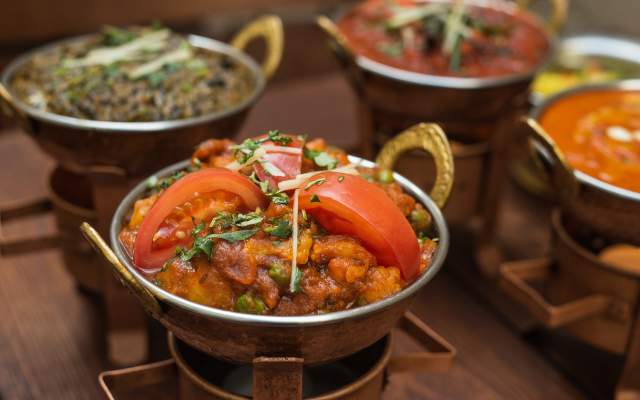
[316,0,566,142]
[524,80,640,246]
[81,123,454,365]
[0,16,283,177]
[531,34,640,105]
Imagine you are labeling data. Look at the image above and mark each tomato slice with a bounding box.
[133,168,267,272]
[298,172,421,281]
[254,136,303,188]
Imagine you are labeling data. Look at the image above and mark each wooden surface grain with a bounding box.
[0,74,585,399]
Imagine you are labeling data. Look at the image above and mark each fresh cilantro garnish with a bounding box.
[248,172,289,205]
[267,129,292,145]
[176,228,259,262]
[304,148,337,170]
[264,219,292,238]
[304,177,326,191]
[290,266,303,293]
[209,211,263,229]
[211,229,260,242]
[310,194,321,203]
[176,234,214,261]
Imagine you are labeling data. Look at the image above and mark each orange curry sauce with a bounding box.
[540,90,640,193]
[337,0,549,77]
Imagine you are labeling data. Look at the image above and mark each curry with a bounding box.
[10,25,255,121]
[540,90,640,193]
[336,0,549,77]
[119,131,438,316]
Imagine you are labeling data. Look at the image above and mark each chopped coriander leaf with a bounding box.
[272,193,289,205]
[267,129,292,145]
[211,228,259,242]
[191,221,206,236]
[264,219,292,239]
[310,194,321,203]
[210,211,264,229]
[248,172,290,205]
[175,233,214,261]
[304,148,337,170]
[304,177,326,190]
[290,266,303,293]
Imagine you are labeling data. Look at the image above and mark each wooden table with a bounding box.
[0,74,585,399]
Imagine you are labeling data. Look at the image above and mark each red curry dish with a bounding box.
[337,0,550,77]
[539,90,640,193]
[119,131,438,316]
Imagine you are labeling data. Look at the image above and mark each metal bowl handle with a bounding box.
[499,258,612,328]
[388,312,456,374]
[316,15,364,92]
[522,117,579,203]
[80,222,162,317]
[517,0,568,34]
[231,15,284,80]
[376,123,454,209]
[0,82,30,131]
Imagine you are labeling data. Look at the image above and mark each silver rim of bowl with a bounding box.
[110,155,450,327]
[337,0,554,89]
[530,78,640,203]
[0,33,266,133]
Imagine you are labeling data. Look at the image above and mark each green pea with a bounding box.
[410,209,431,231]
[234,294,266,314]
[268,264,290,286]
[378,169,394,183]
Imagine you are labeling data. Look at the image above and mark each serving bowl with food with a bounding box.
[532,34,640,103]
[524,80,640,246]
[317,0,565,142]
[0,16,283,176]
[82,123,454,364]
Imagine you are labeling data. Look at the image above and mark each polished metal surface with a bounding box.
[0,33,264,133]
[110,156,449,328]
[530,79,640,204]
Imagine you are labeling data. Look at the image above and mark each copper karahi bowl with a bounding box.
[0,16,283,177]
[523,80,640,246]
[316,0,566,141]
[81,123,454,365]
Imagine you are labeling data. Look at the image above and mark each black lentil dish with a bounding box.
[119,132,439,316]
[10,25,256,121]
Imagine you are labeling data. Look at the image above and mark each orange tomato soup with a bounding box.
[540,90,640,193]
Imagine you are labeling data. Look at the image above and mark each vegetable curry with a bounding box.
[540,90,640,193]
[119,131,438,316]
[11,25,255,121]
[337,0,549,77]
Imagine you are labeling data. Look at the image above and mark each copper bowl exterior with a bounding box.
[102,156,448,365]
[525,80,640,245]
[81,122,454,366]
[0,16,283,177]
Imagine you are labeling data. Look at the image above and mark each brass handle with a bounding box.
[499,258,612,328]
[316,15,364,91]
[231,15,284,80]
[376,123,454,209]
[80,222,162,317]
[388,312,456,374]
[517,0,568,34]
[522,117,579,203]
